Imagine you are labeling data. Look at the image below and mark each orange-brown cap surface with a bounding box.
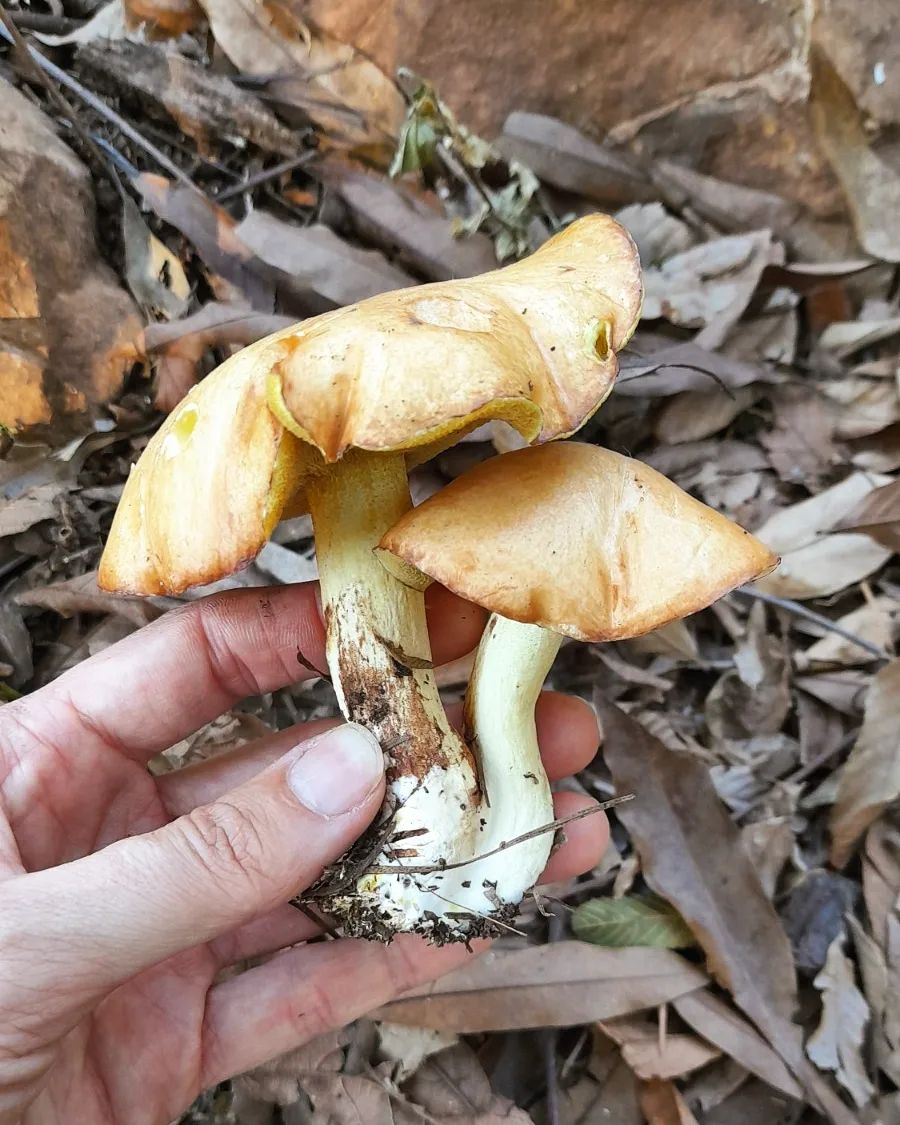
[380,442,778,641]
[100,215,642,595]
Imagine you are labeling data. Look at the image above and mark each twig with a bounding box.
[365,794,635,876]
[733,586,889,661]
[215,151,318,203]
[616,360,738,400]
[7,10,83,34]
[0,18,195,188]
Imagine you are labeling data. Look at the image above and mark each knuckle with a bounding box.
[193,598,263,699]
[175,801,269,893]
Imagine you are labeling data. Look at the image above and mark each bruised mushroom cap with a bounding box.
[379,442,779,642]
[99,214,642,596]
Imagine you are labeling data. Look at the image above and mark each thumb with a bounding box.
[4,723,384,1014]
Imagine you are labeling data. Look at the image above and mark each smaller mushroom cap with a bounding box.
[379,442,778,641]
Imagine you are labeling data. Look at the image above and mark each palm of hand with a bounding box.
[0,585,606,1125]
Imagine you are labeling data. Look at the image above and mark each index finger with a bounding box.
[7,581,485,765]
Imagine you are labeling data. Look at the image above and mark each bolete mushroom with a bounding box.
[98,214,643,941]
[376,441,778,929]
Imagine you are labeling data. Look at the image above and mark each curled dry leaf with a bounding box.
[370,943,708,1033]
[598,1016,720,1081]
[121,195,191,321]
[807,935,875,1108]
[830,660,900,868]
[797,597,896,669]
[403,1042,532,1123]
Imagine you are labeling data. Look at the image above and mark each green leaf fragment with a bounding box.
[572,893,697,949]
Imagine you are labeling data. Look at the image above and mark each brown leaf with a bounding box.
[654,386,759,445]
[404,1043,532,1123]
[830,660,900,867]
[0,80,142,439]
[796,669,871,717]
[811,47,900,262]
[673,990,801,1098]
[133,172,276,311]
[320,158,497,282]
[797,598,896,669]
[371,943,708,1033]
[598,1015,720,1080]
[639,1078,701,1124]
[598,700,857,1124]
[497,111,652,206]
[234,213,416,304]
[121,194,191,321]
[198,0,404,161]
[833,477,900,553]
[16,571,160,627]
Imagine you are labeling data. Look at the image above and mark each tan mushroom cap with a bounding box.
[100,214,642,596]
[379,443,778,642]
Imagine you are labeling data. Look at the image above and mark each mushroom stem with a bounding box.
[461,614,561,903]
[306,451,481,938]
[307,457,562,938]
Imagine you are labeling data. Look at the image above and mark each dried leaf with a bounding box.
[615,202,697,266]
[320,158,497,282]
[673,990,802,1098]
[811,47,900,262]
[639,1078,701,1124]
[572,894,696,950]
[0,482,63,536]
[616,336,771,399]
[198,0,403,161]
[16,571,161,627]
[403,1043,532,1123]
[377,1024,458,1084]
[797,597,896,669]
[234,213,416,304]
[807,935,875,1107]
[599,1016,720,1080]
[255,541,317,585]
[834,477,900,552]
[133,172,275,311]
[654,385,759,445]
[740,818,795,899]
[755,471,893,600]
[598,700,857,1124]
[371,943,708,1033]
[121,194,190,320]
[830,660,900,867]
[498,112,652,206]
[34,0,130,44]
[641,231,781,348]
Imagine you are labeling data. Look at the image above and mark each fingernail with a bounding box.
[287,723,384,817]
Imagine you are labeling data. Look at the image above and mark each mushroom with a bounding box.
[377,441,778,929]
[98,214,643,941]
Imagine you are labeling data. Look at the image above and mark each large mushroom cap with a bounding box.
[100,215,642,596]
[379,442,778,641]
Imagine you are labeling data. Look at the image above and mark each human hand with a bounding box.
[0,583,608,1124]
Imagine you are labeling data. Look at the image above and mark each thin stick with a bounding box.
[616,361,737,400]
[366,794,635,876]
[0,19,195,188]
[215,151,318,203]
[733,586,889,661]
